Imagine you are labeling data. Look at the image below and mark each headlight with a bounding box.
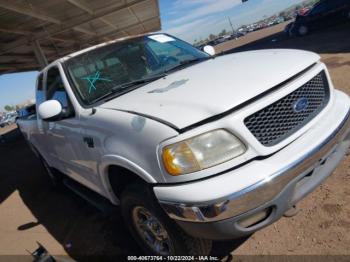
[162,129,246,176]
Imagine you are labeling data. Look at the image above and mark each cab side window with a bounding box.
[36,73,45,106]
[46,67,74,117]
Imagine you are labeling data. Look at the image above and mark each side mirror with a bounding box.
[38,100,62,121]
[203,45,216,56]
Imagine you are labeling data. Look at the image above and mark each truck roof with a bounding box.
[41,32,154,72]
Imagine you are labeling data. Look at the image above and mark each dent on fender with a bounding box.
[131,116,146,132]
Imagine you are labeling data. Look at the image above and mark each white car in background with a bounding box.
[0,113,16,127]
[0,117,6,128]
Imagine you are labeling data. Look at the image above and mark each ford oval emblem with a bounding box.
[293,97,309,113]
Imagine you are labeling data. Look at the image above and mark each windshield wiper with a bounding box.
[114,73,167,90]
[164,57,210,73]
[89,73,167,104]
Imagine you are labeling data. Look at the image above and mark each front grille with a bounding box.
[245,71,330,147]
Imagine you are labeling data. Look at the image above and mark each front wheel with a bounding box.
[121,184,212,256]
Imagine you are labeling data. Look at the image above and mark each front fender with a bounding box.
[99,155,157,204]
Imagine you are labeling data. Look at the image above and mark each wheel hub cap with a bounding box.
[132,206,174,255]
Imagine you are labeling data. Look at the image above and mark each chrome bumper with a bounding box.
[160,110,350,223]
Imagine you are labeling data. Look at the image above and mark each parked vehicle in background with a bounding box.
[221,34,234,41]
[236,30,246,38]
[0,117,10,128]
[195,43,206,51]
[275,16,285,24]
[0,112,17,127]
[17,33,350,256]
[213,37,226,44]
[288,0,350,36]
[284,22,294,35]
[195,33,242,51]
[0,116,6,128]
[16,104,36,121]
[6,112,18,125]
[237,27,247,34]
[206,37,226,46]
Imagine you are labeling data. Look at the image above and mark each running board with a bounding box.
[63,178,116,215]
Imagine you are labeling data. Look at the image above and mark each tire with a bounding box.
[288,27,294,37]
[121,184,212,256]
[297,25,308,36]
[285,23,294,37]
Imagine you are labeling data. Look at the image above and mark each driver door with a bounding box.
[41,65,91,186]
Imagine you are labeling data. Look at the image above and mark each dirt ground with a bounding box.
[1,21,350,261]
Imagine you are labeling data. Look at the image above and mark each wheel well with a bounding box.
[108,165,148,199]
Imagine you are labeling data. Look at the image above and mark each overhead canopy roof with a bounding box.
[0,0,161,75]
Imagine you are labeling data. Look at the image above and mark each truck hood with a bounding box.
[100,49,320,130]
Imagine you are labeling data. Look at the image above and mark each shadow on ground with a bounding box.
[0,128,248,261]
[225,21,350,55]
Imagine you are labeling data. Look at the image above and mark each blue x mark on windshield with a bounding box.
[81,71,112,93]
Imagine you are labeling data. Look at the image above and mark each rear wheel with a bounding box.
[121,184,212,255]
[298,25,308,36]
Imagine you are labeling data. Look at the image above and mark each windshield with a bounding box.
[64,34,209,105]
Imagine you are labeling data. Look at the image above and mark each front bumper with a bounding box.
[154,91,350,240]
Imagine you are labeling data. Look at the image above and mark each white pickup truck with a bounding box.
[18,33,350,256]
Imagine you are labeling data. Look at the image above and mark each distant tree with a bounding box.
[4,105,15,112]
[209,34,216,40]
[219,29,227,36]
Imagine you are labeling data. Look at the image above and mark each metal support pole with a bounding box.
[32,40,48,69]
[228,17,235,34]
